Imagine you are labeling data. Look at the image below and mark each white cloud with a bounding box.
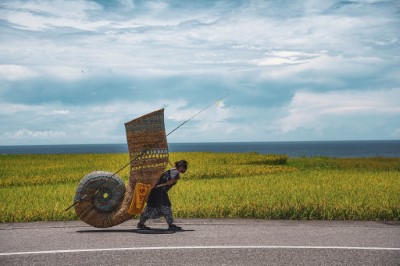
[1,0,396,78]
[0,65,39,80]
[52,109,69,115]
[255,53,387,84]
[278,88,400,133]
[2,129,66,139]
[41,66,88,81]
[256,57,300,66]
[166,99,232,123]
[0,102,42,114]
[2,0,104,31]
[253,50,323,66]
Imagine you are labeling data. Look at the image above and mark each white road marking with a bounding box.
[1,246,399,256]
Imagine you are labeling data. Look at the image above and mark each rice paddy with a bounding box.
[0,152,399,223]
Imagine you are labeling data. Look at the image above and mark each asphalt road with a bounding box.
[1,219,399,265]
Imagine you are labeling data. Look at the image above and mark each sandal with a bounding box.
[137,223,151,230]
[168,224,182,231]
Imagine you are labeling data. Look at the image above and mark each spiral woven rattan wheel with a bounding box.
[74,171,126,227]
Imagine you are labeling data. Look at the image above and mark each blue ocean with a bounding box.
[0,140,399,158]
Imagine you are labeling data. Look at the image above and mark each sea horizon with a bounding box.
[1,139,399,146]
[1,140,399,158]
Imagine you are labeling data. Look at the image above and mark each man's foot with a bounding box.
[137,223,151,230]
[168,224,182,231]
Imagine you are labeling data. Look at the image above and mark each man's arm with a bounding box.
[156,178,178,188]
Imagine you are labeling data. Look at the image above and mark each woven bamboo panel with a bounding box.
[124,109,169,186]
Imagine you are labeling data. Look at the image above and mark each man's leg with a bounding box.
[160,206,174,225]
[137,206,152,229]
[160,206,182,230]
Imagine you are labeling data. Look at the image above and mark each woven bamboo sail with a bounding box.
[125,109,169,185]
[74,109,169,228]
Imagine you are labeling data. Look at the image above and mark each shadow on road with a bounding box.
[76,228,195,234]
[377,221,400,227]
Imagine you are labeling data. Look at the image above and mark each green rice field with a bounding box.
[0,152,399,223]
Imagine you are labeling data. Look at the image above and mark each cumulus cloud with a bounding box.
[0,0,399,144]
[278,88,400,133]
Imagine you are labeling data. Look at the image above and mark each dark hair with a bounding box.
[175,160,188,169]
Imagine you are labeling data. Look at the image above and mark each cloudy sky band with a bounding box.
[0,0,399,145]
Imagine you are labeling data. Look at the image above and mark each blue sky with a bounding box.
[0,0,399,145]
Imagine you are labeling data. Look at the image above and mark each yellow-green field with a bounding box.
[0,152,399,223]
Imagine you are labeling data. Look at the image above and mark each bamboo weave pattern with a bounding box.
[125,109,169,184]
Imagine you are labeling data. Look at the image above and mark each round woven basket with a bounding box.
[74,171,126,228]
